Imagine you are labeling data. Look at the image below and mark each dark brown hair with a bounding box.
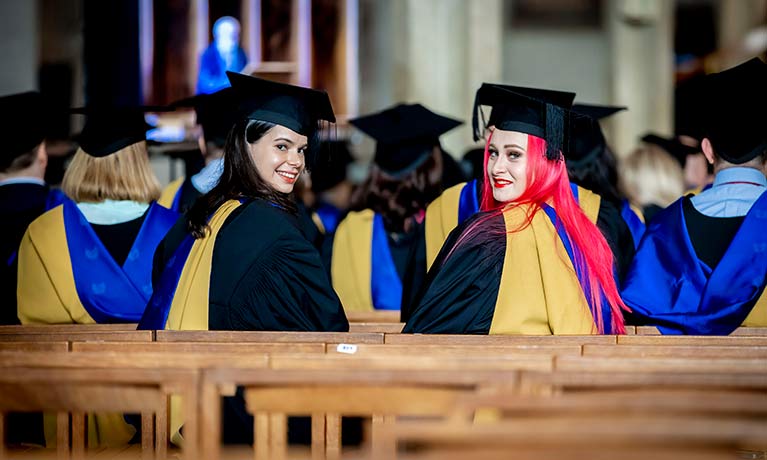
[350,147,443,233]
[186,119,296,238]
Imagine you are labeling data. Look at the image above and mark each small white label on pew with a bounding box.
[337,344,357,354]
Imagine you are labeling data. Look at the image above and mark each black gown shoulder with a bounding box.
[154,199,348,332]
[596,199,636,282]
[403,211,505,333]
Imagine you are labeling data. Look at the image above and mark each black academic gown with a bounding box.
[403,199,633,332]
[175,177,203,214]
[152,199,349,443]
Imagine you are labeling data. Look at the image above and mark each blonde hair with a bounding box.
[62,141,161,203]
[620,145,684,208]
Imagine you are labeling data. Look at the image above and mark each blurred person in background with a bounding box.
[159,88,238,213]
[331,103,460,316]
[17,106,179,446]
[622,58,767,334]
[619,145,685,224]
[197,16,248,94]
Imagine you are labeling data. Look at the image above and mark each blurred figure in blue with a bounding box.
[197,16,248,94]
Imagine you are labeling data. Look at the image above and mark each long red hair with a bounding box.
[459,130,627,334]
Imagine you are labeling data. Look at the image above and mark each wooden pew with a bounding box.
[617,335,767,346]
[554,355,767,374]
[0,341,69,352]
[583,344,767,359]
[386,413,767,460]
[345,311,401,323]
[71,341,326,355]
[0,331,154,343]
[384,334,616,345]
[348,323,405,334]
[327,343,582,357]
[203,351,541,460]
[0,363,199,460]
[634,326,767,336]
[155,330,384,344]
[0,324,139,334]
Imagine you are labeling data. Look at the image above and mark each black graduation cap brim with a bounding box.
[0,92,48,169]
[71,106,172,158]
[350,103,462,176]
[701,57,767,164]
[226,71,335,137]
[472,84,574,161]
[572,103,627,120]
[641,133,700,168]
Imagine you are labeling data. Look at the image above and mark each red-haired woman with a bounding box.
[403,84,627,335]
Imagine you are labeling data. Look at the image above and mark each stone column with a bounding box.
[607,0,675,157]
[0,0,39,94]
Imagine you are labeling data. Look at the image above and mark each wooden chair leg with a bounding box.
[371,415,395,460]
[0,412,6,460]
[141,412,155,460]
[268,414,287,460]
[70,412,86,460]
[254,412,270,460]
[56,412,70,460]
[200,384,220,460]
[325,414,341,460]
[182,388,199,460]
[155,405,167,460]
[311,414,326,460]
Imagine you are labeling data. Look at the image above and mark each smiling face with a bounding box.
[486,128,529,203]
[249,124,308,193]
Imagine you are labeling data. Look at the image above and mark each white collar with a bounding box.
[0,177,45,187]
[76,200,150,225]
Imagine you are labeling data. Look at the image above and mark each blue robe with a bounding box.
[621,192,767,334]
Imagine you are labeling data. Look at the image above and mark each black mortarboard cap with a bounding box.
[0,91,48,170]
[349,103,462,176]
[641,133,700,168]
[311,140,354,193]
[472,84,576,161]
[572,103,626,121]
[72,106,168,157]
[173,88,239,147]
[226,71,335,136]
[567,104,627,166]
[701,57,767,164]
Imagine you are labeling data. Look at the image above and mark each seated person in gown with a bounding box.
[159,87,239,212]
[139,72,348,444]
[404,84,628,335]
[330,104,461,315]
[17,106,179,446]
[621,58,767,334]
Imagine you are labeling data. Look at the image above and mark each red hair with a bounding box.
[461,130,627,333]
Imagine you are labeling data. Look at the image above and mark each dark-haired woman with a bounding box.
[329,104,461,314]
[139,72,348,443]
[404,84,627,335]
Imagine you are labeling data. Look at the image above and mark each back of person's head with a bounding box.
[62,141,161,203]
[0,91,48,176]
[350,148,442,233]
[347,103,462,232]
[619,145,684,208]
[566,145,623,205]
[699,58,767,168]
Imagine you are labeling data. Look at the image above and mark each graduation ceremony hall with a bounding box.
[0,0,766,458]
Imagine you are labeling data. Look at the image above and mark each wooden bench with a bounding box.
[583,344,767,359]
[0,324,139,334]
[618,335,767,346]
[348,323,405,334]
[0,341,69,352]
[633,326,767,336]
[383,334,616,345]
[326,343,582,357]
[155,330,385,344]
[0,363,199,460]
[0,331,154,343]
[345,311,401,323]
